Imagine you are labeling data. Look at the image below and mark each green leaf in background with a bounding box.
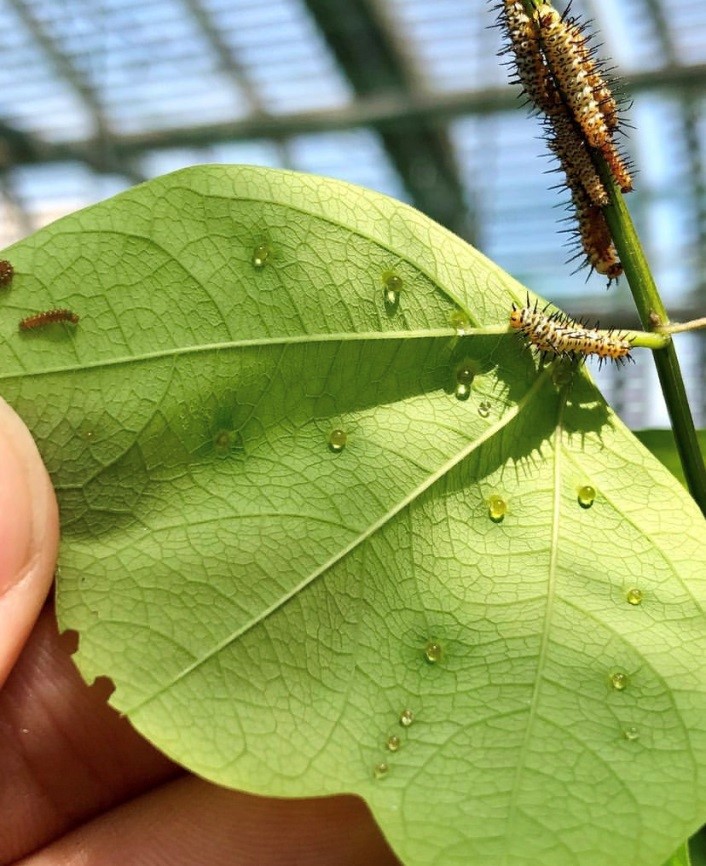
[690,827,706,866]
[636,428,706,488]
[2,165,706,866]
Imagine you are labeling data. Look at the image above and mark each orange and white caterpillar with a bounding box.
[499,1,558,116]
[19,308,79,331]
[510,299,633,364]
[496,1,633,283]
[570,186,623,281]
[535,6,610,148]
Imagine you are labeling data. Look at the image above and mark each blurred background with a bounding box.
[0,0,703,428]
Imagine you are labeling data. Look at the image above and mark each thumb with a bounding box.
[0,397,59,688]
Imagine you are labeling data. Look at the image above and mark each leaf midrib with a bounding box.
[0,327,492,382]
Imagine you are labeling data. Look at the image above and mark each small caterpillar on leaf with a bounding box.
[0,259,14,287]
[19,309,80,331]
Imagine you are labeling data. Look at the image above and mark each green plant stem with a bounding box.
[600,168,706,515]
[624,331,670,350]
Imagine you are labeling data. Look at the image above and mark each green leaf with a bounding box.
[663,842,692,866]
[3,165,706,866]
[635,428,706,488]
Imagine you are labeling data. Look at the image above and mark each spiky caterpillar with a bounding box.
[571,186,622,281]
[533,4,633,193]
[510,300,633,363]
[535,5,611,149]
[496,0,633,279]
[547,111,608,206]
[499,1,558,115]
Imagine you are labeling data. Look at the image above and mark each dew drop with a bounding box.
[386,735,401,752]
[454,382,471,402]
[450,309,471,334]
[252,242,271,269]
[610,671,629,691]
[577,485,596,509]
[478,401,491,419]
[399,708,414,727]
[626,588,643,606]
[424,640,442,664]
[328,428,347,453]
[488,495,507,523]
[382,272,403,310]
[456,364,475,385]
[384,289,399,309]
[384,272,403,293]
[623,726,639,742]
[373,762,389,780]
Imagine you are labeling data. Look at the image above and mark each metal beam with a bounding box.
[0,119,144,184]
[4,60,706,180]
[48,61,706,152]
[6,0,109,136]
[302,0,472,238]
[180,0,262,112]
[4,0,143,183]
[642,0,677,65]
[179,0,293,169]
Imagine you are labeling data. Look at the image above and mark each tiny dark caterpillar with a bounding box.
[19,309,80,331]
[0,259,14,287]
[510,299,633,364]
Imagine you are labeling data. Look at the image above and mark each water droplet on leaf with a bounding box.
[455,382,471,402]
[478,401,491,418]
[424,641,442,663]
[328,429,347,453]
[611,671,628,691]
[456,364,474,385]
[399,708,414,727]
[488,495,507,523]
[382,272,403,310]
[623,726,639,741]
[577,485,596,508]
[386,735,401,752]
[252,243,270,268]
[626,588,643,606]
[373,762,389,779]
[384,272,403,293]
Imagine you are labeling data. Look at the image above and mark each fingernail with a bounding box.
[0,398,59,685]
[0,424,36,594]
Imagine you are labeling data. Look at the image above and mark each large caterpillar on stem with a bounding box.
[496,1,633,282]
